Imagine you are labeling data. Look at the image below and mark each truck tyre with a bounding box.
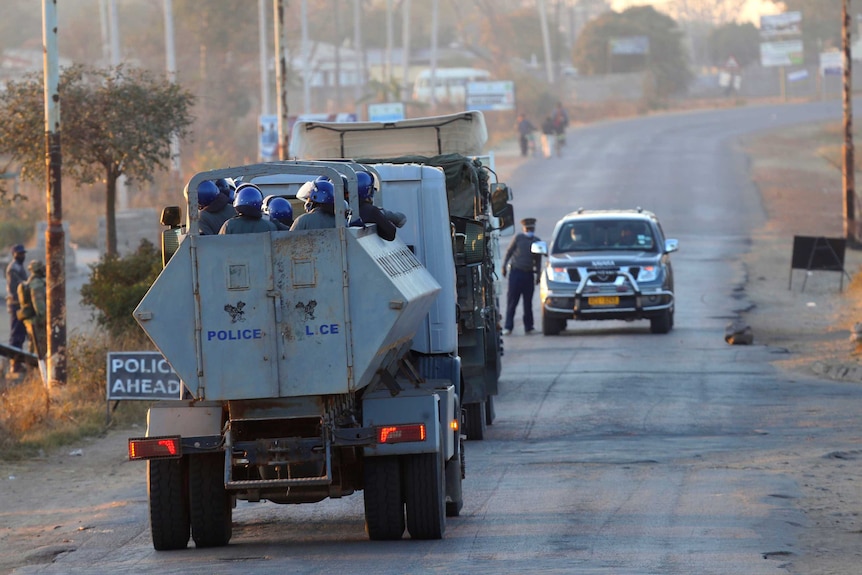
[404,452,446,540]
[147,458,190,551]
[463,401,486,440]
[446,397,464,517]
[485,394,496,426]
[189,453,232,548]
[542,311,564,336]
[445,438,464,517]
[364,456,405,540]
[650,309,672,334]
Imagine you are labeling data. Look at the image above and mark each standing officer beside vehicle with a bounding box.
[17,260,47,361]
[502,218,542,335]
[5,244,28,375]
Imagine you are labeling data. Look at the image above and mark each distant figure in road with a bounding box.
[5,243,28,375]
[540,116,556,158]
[551,101,569,155]
[515,113,537,157]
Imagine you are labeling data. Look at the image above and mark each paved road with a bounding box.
[7,101,862,574]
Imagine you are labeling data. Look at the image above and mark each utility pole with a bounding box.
[538,0,554,84]
[430,0,438,108]
[843,0,856,244]
[259,0,270,116]
[401,0,411,102]
[42,0,67,389]
[163,0,180,177]
[275,0,290,160]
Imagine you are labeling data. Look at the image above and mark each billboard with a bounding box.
[760,40,804,67]
[760,12,802,39]
[465,81,516,111]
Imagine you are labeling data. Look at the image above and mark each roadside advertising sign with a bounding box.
[107,351,183,400]
[760,40,804,67]
[465,81,516,111]
[368,102,405,122]
[609,36,650,55]
[760,12,802,39]
[820,51,843,76]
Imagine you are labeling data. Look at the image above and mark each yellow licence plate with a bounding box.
[588,296,619,306]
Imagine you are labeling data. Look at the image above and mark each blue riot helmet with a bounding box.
[267,197,294,226]
[356,171,375,201]
[215,178,237,202]
[309,179,335,205]
[196,180,219,209]
[233,183,264,217]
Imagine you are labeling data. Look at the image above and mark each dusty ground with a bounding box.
[737,122,862,574]
[3,121,862,573]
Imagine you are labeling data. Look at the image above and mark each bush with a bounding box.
[79,239,162,337]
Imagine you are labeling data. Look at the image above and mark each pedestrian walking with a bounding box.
[552,101,569,156]
[515,113,537,157]
[540,116,556,158]
[502,218,543,335]
[5,244,28,375]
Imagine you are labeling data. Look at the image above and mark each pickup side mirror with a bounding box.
[531,240,548,256]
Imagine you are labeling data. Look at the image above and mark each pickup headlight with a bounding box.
[637,265,658,282]
[547,266,570,283]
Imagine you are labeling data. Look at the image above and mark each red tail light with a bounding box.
[128,436,182,460]
[376,424,426,444]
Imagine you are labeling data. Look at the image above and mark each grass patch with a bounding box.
[0,330,153,460]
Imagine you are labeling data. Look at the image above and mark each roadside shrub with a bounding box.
[79,239,162,337]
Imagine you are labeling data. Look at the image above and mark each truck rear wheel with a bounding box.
[463,401,486,440]
[189,453,232,548]
[147,458,190,551]
[404,452,446,540]
[364,456,405,540]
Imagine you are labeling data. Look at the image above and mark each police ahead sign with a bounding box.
[107,351,182,400]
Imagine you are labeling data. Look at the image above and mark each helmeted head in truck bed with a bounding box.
[356,170,376,201]
[196,180,219,209]
[234,183,264,218]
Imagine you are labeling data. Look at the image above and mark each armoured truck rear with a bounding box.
[290,111,515,440]
[128,162,464,549]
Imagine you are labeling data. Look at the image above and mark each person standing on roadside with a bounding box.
[17,260,47,360]
[5,244,28,374]
[502,218,542,335]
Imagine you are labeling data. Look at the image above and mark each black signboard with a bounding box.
[106,351,182,400]
[789,235,850,291]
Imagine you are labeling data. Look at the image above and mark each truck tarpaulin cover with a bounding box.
[357,153,489,219]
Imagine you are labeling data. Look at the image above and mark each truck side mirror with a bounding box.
[490,183,511,218]
[160,206,182,228]
[497,204,514,232]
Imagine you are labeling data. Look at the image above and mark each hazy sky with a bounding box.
[609,0,784,23]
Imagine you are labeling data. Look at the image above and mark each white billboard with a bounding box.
[760,40,804,67]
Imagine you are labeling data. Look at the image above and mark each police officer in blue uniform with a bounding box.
[502,218,542,335]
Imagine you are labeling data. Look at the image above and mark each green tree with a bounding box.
[707,22,759,68]
[572,5,692,98]
[79,239,162,337]
[0,64,194,256]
